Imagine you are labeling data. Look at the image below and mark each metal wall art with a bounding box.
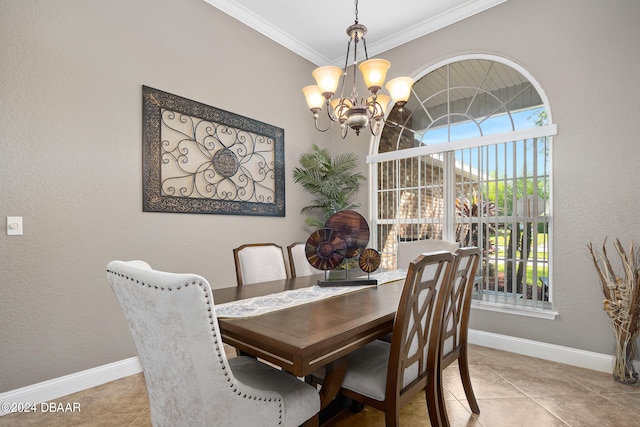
[142,86,285,216]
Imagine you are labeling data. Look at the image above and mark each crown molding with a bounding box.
[203,0,333,65]
[204,0,508,66]
[365,0,509,60]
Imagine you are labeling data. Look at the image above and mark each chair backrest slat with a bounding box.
[441,247,480,366]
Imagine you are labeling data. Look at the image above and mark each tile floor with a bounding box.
[2,344,640,426]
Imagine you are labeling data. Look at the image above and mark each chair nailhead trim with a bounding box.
[107,268,285,424]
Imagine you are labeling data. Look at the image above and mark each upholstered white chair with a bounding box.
[437,247,481,425]
[319,252,455,427]
[287,242,323,277]
[396,239,460,270]
[233,243,289,286]
[106,260,319,427]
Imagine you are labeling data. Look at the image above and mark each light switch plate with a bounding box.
[7,216,23,235]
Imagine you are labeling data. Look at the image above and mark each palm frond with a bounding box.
[293,144,365,227]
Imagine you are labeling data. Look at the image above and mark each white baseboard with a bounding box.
[468,329,614,373]
[0,357,142,416]
[0,332,616,417]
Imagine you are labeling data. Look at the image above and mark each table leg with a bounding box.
[318,356,347,409]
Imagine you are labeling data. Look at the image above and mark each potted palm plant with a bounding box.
[293,144,366,228]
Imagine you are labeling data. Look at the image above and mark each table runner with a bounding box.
[215,269,407,318]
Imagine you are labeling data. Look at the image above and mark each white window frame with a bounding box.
[368,54,559,319]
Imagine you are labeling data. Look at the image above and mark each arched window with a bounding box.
[369,55,557,316]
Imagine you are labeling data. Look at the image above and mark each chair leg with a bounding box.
[425,374,446,427]
[458,346,480,414]
[384,407,400,427]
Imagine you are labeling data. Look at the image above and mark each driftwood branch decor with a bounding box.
[588,238,640,384]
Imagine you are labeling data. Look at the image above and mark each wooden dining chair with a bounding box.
[233,243,289,286]
[377,239,460,345]
[436,247,481,425]
[106,260,320,427]
[326,251,455,427]
[287,242,323,277]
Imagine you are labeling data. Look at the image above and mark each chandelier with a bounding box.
[302,0,414,138]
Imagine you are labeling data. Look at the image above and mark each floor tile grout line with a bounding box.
[528,395,572,427]
[445,363,571,426]
[480,362,585,426]
[598,392,640,416]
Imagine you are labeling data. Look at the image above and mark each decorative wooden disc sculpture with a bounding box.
[324,210,370,259]
[358,248,381,273]
[305,210,381,286]
[305,227,347,270]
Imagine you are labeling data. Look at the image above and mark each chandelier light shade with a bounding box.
[385,76,414,106]
[312,66,342,97]
[359,59,390,93]
[302,0,414,138]
[302,85,324,111]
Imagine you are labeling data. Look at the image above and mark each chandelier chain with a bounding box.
[354,0,359,24]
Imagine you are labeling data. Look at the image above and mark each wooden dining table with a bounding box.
[212,273,405,413]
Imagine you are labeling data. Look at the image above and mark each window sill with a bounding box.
[471,300,558,320]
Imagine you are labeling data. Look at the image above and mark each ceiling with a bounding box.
[204,0,509,66]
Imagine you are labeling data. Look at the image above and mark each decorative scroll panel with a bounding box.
[142,86,285,216]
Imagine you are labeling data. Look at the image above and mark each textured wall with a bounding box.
[362,0,640,355]
[0,0,324,391]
